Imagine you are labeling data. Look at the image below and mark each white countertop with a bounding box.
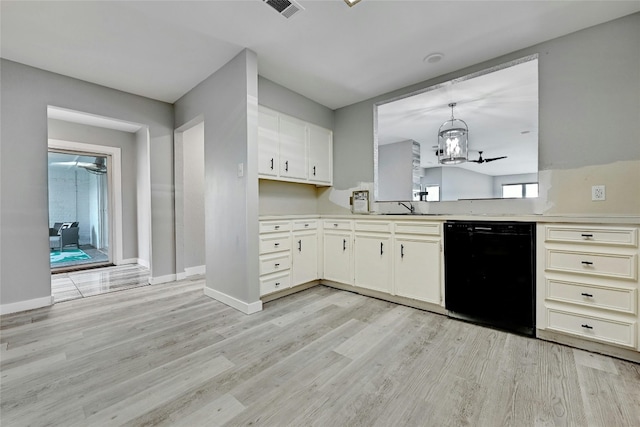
[259,213,640,225]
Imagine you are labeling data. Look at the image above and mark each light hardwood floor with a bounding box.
[1,279,639,426]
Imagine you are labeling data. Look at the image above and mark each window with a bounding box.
[502,183,538,199]
[415,185,441,202]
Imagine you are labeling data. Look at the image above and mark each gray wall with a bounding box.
[441,168,493,201]
[182,122,205,270]
[258,76,334,130]
[0,59,174,307]
[47,119,139,258]
[331,13,640,194]
[174,50,260,306]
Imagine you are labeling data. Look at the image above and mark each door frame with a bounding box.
[48,139,123,265]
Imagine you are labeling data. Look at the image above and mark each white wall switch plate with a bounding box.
[592,185,606,201]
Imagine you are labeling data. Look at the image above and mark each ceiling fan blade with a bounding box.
[483,156,508,162]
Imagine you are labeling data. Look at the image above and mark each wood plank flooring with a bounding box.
[1,279,639,426]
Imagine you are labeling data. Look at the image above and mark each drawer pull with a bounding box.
[334,223,338,227]
[298,240,302,252]
[581,233,593,239]
[581,261,593,266]
[274,243,280,247]
[275,263,280,268]
[275,282,280,287]
[275,225,280,230]
[305,223,309,227]
[285,160,289,172]
[581,324,594,330]
[401,244,405,259]
[270,158,274,170]
[581,292,594,298]
[380,242,384,255]
[343,239,346,251]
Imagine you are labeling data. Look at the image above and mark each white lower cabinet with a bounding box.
[291,230,318,286]
[354,233,392,293]
[394,236,442,305]
[538,224,639,351]
[323,231,353,285]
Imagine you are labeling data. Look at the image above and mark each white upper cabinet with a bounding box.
[308,124,333,185]
[257,106,333,186]
[278,114,307,180]
[258,106,280,177]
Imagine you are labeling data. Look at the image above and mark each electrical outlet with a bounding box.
[592,185,606,201]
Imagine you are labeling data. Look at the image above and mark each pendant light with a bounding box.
[438,102,468,164]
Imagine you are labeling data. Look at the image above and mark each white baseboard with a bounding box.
[148,274,176,285]
[203,287,262,314]
[184,265,206,277]
[176,272,188,281]
[1,296,53,315]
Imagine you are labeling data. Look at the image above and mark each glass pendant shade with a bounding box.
[438,103,469,165]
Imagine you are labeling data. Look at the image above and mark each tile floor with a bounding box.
[51,264,150,303]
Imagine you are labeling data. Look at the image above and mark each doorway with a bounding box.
[48,150,112,271]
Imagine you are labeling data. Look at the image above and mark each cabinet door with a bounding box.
[394,237,442,305]
[279,115,307,180]
[292,232,318,286]
[324,232,352,284]
[308,124,332,185]
[354,233,392,293]
[258,106,279,177]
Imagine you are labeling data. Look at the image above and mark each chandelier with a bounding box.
[438,102,468,165]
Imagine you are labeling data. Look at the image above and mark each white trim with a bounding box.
[119,258,139,265]
[0,296,53,315]
[48,139,123,265]
[184,265,206,277]
[203,287,263,314]
[136,258,151,269]
[176,272,188,281]
[148,274,176,285]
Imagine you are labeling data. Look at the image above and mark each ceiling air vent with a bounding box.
[263,0,304,19]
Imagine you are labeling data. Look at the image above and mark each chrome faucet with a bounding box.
[398,202,414,214]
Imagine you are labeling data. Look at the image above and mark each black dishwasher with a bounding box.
[444,221,535,337]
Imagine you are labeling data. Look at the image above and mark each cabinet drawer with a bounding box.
[546,225,637,247]
[547,309,636,348]
[324,220,352,231]
[354,220,392,233]
[395,221,441,236]
[260,271,291,296]
[293,220,317,231]
[546,249,637,280]
[546,279,637,314]
[260,221,291,234]
[259,233,291,255]
[259,253,291,275]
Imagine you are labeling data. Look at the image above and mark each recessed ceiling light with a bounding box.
[424,53,444,64]
[344,0,362,7]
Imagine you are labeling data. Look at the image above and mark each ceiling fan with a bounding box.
[469,151,507,164]
[51,157,107,174]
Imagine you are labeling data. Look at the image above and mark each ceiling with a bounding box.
[377,57,538,176]
[1,1,638,110]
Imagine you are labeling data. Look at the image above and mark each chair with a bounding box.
[49,222,80,251]
[60,226,80,250]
